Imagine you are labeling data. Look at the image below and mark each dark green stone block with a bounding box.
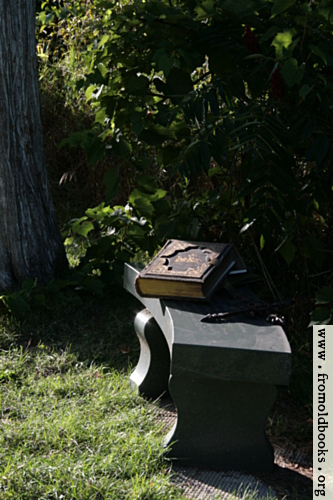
[165,376,276,471]
[124,263,292,472]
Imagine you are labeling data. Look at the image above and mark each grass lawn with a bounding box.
[0,280,313,500]
[0,291,188,499]
[0,249,310,500]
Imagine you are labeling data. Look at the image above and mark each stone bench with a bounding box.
[123,262,292,472]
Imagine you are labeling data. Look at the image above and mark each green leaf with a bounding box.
[103,169,121,203]
[309,45,327,65]
[85,138,105,166]
[45,12,55,23]
[98,34,109,48]
[271,0,296,17]
[278,240,296,265]
[299,84,312,100]
[309,306,332,326]
[318,0,333,24]
[281,58,305,87]
[195,0,215,18]
[126,221,147,242]
[217,0,266,18]
[262,26,279,41]
[271,30,294,60]
[62,290,83,307]
[97,62,108,79]
[130,111,144,137]
[68,272,85,285]
[207,89,220,116]
[95,108,107,125]
[22,278,36,292]
[129,190,155,219]
[130,181,166,203]
[59,7,70,20]
[75,221,95,238]
[162,144,181,165]
[1,294,30,320]
[152,49,174,77]
[111,136,132,157]
[64,236,74,246]
[137,174,158,193]
[260,234,265,250]
[315,287,333,305]
[153,198,171,217]
[38,11,46,24]
[85,85,96,101]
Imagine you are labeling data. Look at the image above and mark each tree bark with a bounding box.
[0,0,67,291]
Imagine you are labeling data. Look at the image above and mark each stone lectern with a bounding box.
[124,262,291,472]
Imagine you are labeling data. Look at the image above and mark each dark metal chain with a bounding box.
[200,297,294,326]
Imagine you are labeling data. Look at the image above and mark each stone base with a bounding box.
[165,375,277,472]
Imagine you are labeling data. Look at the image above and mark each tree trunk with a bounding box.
[0,0,68,291]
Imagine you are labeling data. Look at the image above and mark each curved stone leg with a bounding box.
[165,375,277,472]
[130,309,170,400]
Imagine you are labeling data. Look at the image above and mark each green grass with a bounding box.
[0,291,286,500]
[0,290,309,500]
[0,294,186,499]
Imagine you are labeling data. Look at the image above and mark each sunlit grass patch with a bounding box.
[0,345,182,499]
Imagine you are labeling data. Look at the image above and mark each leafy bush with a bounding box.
[43,2,331,241]
[30,0,333,326]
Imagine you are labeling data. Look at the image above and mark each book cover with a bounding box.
[134,239,246,300]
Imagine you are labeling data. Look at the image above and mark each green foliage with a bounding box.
[33,0,333,326]
[64,173,205,282]
[38,0,333,246]
[309,286,333,325]
[0,172,201,320]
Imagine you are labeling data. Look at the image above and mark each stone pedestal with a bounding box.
[124,263,292,472]
[166,376,276,471]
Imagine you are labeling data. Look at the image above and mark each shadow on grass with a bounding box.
[0,288,143,373]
